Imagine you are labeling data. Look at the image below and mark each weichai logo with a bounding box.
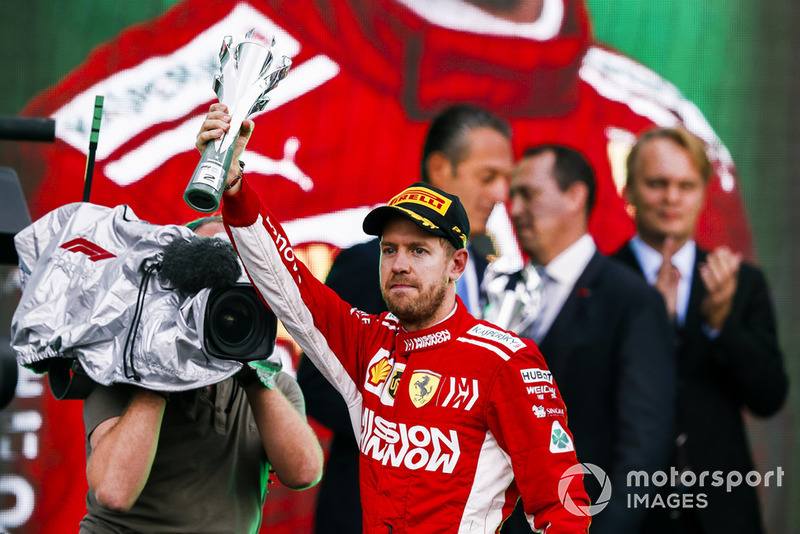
[60,238,116,261]
[388,187,452,215]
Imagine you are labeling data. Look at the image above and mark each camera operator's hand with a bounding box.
[236,359,282,390]
[195,103,253,195]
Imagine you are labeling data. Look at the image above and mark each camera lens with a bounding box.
[214,296,255,343]
[205,285,277,360]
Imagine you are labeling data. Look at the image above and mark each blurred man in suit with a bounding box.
[296,104,514,533]
[614,127,788,534]
[495,144,676,534]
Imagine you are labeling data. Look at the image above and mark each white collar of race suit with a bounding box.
[393,0,565,40]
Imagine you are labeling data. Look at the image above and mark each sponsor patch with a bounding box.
[389,187,452,215]
[364,349,400,406]
[550,421,574,453]
[350,307,373,324]
[387,368,404,401]
[527,384,558,400]
[521,368,553,384]
[368,358,392,386]
[360,407,461,474]
[466,324,525,353]
[409,370,441,408]
[403,329,451,352]
[439,377,480,411]
[532,405,565,418]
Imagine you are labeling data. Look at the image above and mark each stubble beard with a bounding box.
[383,277,449,328]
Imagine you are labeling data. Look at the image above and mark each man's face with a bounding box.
[626,137,707,246]
[509,151,574,265]
[431,127,513,235]
[193,220,226,238]
[380,218,453,325]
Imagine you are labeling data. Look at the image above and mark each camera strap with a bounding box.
[122,261,161,382]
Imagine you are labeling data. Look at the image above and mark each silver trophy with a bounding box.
[481,258,543,335]
[184,29,292,212]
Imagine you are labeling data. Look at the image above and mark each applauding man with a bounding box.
[614,127,788,534]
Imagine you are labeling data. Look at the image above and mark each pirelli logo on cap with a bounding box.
[389,187,452,216]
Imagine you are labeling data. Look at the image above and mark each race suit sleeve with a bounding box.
[221,181,371,434]
[297,238,384,434]
[487,347,591,533]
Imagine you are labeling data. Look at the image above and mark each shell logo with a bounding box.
[368,358,392,386]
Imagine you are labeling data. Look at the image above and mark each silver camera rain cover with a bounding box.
[11,202,243,393]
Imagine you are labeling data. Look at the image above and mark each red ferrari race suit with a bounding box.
[221,181,591,533]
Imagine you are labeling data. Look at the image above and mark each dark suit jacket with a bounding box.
[297,237,491,533]
[614,242,788,534]
[501,252,677,534]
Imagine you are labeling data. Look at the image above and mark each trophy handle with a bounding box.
[183,136,237,213]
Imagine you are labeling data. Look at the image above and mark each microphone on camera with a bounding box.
[159,236,242,294]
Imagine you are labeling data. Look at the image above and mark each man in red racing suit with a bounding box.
[208,105,590,531]
[222,178,590,533]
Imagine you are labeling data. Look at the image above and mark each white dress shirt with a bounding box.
[527,234,596,343]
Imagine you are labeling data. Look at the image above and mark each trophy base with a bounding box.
[184,182,223,213]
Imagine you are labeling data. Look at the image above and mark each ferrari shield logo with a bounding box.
[409,370,441,408]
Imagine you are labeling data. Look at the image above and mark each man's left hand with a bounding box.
[700,246,742,331]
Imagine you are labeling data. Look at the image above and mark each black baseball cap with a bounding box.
[363,182,470,249]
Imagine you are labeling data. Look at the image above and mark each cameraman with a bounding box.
[78,217,323,533]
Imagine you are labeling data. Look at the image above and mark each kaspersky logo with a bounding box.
[60,238,116,261]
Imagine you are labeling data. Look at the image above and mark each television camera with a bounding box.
[9,201,278,401]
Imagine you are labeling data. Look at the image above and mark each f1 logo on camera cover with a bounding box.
[60,238,116,261]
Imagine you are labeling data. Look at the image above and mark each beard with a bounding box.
[382,275,449,327]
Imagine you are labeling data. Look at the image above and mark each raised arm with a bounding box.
[196,103,370,424]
